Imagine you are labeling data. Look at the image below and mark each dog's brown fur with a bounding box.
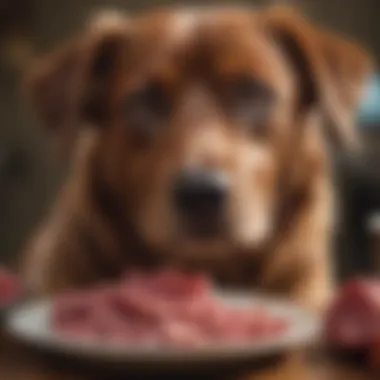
[21,6,373,312]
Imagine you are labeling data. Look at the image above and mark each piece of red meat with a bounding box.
[122,269,212,299]
[325,279,380,349]
[207,307,284,343]
[52,291,96,333]
[0,268,23,307]
[156,320,206,347]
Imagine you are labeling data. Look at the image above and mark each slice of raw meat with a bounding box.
[325,279,380,349]
[0,267,23,307]
[122,269,212,299]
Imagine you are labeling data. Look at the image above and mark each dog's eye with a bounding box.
[124,81,170,134]
[232,76,263,99]
[226,76,275,136]
[230,76,273,106]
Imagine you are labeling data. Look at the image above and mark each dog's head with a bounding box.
[25,6,372,261]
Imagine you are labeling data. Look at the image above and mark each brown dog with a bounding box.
[21,6,373,312]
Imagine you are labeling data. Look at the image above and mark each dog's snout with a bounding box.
[174,170,229,217]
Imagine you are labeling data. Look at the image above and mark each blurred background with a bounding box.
[0,0,379,280]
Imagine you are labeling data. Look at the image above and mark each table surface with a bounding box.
[0,329,376,380]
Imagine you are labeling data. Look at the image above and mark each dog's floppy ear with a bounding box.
[24,11,129,135]
[264,6,374,150]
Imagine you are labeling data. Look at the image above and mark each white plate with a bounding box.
[5,292,321,367]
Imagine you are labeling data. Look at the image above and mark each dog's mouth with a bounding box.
[180,214,227,240]
[170,215,231,262]
[171,233,230,262]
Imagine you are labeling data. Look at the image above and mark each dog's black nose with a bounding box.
[174,169,228,218]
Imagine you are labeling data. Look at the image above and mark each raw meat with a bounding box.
[52,269,288,347]
[0,267,23,307]
[325,279,380,350]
